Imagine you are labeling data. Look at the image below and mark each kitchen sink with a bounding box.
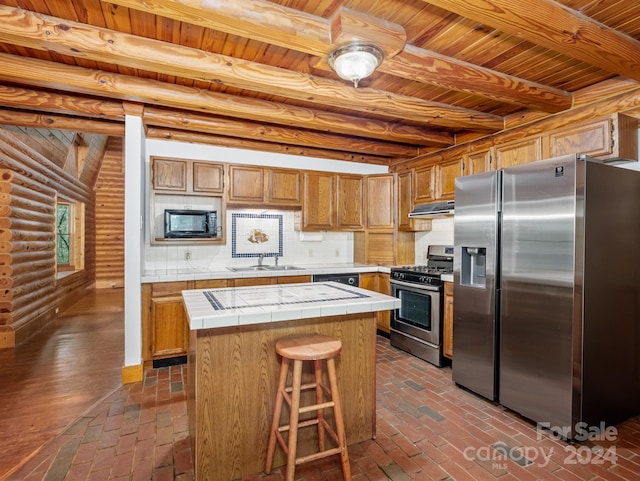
[226,265,302,272]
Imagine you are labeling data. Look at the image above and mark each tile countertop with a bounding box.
[441,274,454,283]
[142,263,389,283]
[182,281,401,330]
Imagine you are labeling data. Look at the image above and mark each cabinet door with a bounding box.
[150,296,188,359]
[397,171,431,232]
[267,168,301,205]
[152,158,187,191]
[436,158,463,200]
[547,114,637,161]
[335,174,364,230]
[193,162,224,193]
[465,150,492,175]
[302,172,335,230]
[228,165,264,203]
[495,137,542,169]
[443,282,453,359]
[413,165,435,204]
[230,277,276,287]
[365,174,395,230]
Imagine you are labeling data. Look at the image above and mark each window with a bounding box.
[56,199,85,274]
[57,203,71,266]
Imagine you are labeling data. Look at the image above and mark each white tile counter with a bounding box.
[143,263,387,283]
[182,281,400,330]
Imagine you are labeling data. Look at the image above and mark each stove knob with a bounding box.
[419,276,426,283]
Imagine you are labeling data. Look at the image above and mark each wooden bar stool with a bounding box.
[265,334,351,481]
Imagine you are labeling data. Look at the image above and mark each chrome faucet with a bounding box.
[258,252,266,266]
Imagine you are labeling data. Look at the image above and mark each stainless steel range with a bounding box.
[390,245,453,367]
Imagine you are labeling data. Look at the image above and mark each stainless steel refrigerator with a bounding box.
[453,153,640,437]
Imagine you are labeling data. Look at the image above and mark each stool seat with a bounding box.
[266,333,351,481]
[275,334,342,360]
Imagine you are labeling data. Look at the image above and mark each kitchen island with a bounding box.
[182,281,399,481]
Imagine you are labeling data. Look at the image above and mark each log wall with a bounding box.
[0,127,97,348]
[95,137,124,288]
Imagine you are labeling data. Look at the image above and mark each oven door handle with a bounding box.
[390,279,440,292]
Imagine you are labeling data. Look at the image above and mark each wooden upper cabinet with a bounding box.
[397,171,431,232]
[301,171,335,230]
[266,168,301,206]
[465,150,492,175]
[193,162,224,193]
[365,174,395,230]
[228,165,264,203]
[436,158,463,200]
[335,174,364,230]
[152,158,187,192]
[546,113,638,161]
[413,165,435,204]
[495,137,542,169]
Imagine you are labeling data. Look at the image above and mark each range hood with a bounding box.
[409,200,455,217]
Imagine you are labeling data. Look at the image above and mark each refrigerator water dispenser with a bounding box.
[461,247,487,287]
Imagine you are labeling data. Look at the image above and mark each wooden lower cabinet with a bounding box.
[360,272,391,333]
[142,276,314,367]
[443,281,453,359]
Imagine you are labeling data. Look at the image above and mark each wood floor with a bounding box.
[0,289,124,481]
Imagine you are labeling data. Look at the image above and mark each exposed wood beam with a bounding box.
[422,0,640,82]
[107,0,406,58]
[0,109,124,136]
[105,0,572,112]
[0,5,502,131]
[146,128,393,165]
[0,54,454,148]
[142,107,418,158]
[0,85,124,121]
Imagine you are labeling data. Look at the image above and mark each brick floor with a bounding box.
[8,337,640,481]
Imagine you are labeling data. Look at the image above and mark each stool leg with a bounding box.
[285,359,304,481]
[327,358,352,481]
[266,356,289,474]
[314,359,326,452]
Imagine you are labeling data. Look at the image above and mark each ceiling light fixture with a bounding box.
[328,43,384,88]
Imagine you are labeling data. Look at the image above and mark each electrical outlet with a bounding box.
[335,248,340,257]
[307,249,313,257]
[184,250,192,261]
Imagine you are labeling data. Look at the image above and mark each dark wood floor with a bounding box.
[0,289,124,480]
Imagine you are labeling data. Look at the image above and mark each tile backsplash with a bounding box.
[144,209,354,271]
[414,216,454,264]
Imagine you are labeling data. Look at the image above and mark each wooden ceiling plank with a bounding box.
[384,45,572,112]
[0,53,454,147]
[146,127,393,165]
[422,0,640,82]
[142,107,418,157]
[0,5,501,131]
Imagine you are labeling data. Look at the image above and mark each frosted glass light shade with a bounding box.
[328,44,384,88]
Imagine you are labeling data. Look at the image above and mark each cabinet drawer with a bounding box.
[152,281,190,297]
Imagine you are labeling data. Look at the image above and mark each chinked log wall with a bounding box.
[95,137,124,289]
[0,128,96,348]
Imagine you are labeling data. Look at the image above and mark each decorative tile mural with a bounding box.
[231,213,283,258]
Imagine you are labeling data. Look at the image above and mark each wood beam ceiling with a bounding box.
[0,5,502,131]
[105,0,573,113]
[421,0,640,82]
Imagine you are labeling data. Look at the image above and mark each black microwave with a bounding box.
[164,209,217,238]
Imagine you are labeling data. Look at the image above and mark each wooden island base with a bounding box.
[187,312,378,481]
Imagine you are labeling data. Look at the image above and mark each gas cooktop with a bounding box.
[392,265,453,276]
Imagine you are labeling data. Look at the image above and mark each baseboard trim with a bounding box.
[121,364,143,384]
